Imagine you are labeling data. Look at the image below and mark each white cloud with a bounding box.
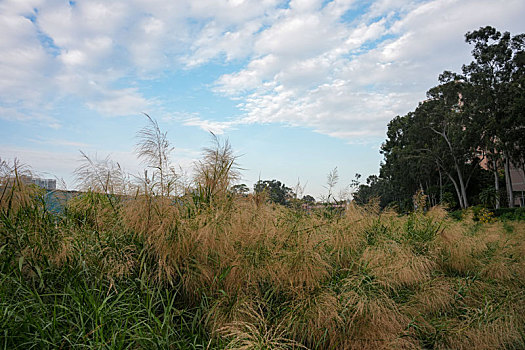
[60,49,87,66]
[0,106,61,128]
[182,116,240,135]
[27,137,91,148]
[181,19,264,67]
[86,88,150,117]
[210,0,525,140]
[0,0,524,139]
[0,11,57,109]
[255,13,334,58]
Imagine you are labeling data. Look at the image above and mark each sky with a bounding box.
[1,0,524,199]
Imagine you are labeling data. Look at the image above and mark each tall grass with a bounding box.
[1,122,525,349]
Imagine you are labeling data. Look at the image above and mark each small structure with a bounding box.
[510,166,525,207]
[13,175,57,191]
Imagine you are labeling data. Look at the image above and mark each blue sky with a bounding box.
[1,0,524,199]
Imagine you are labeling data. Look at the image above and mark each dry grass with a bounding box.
[408,277,457,316]
[0,158,41,215]
[218,302,304,350]
[2,132,525,349]
[442,316,522,350]
[361,243,435,290]
[284,290,342,348]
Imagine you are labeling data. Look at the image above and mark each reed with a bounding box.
[1,121,524,349]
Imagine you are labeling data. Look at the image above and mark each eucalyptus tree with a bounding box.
[231,183,250,196]
[378,79,481,209]
[414,80,481,209]
[355,27,525,210]
[379,113,434,207]
[507,35,525,185]
[254,180,293,205]
[460,26,525,207]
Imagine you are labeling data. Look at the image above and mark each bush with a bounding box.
[3,124,525,349]
[448,210,463,221]
[469,205,497,223]
[493,207,525,221]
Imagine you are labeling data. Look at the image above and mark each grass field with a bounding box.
[1,164,525,349]
[2,124,525,349]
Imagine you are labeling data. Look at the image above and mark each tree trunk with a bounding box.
[504,153,514,207]
[521,164,525,207]
[455,164,469,208]
[446,172,465,209]
[439,169,443,204]
[493,160,500,209]
[437,128,469,208]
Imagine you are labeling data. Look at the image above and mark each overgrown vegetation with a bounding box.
[354,26,525,211]
[1,129,525,348]
[2,27,524,345]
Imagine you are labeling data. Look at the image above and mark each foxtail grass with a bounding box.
[2,125,525,348]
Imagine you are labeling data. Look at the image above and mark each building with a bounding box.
[478,153,524,207]
[29,177,57,191]
[7,175,57,191]
[510,165,525,207]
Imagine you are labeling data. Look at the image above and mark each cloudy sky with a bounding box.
[1,0,524,198]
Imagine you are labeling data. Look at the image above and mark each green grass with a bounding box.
[1,171,525,349]
[0,258,212,349]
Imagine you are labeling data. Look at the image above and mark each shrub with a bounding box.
[493,207,525,221]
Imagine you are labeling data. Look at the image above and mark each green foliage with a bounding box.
[3,112,525,349]
[355,26,525,211]
[230,183,249,196]
[448,210,463,221]
[493,207,525,221]
[0,266,210,349]
[478,187,498,208]
[2,176,525,349]
[442,191,457,208]
[254,179,293,205]
[302,195,315,203]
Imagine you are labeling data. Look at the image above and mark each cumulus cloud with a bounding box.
[85,88,150,117]
[0,106,61,129]
[182,116,241,135]
[211,0,525,141]
[0,0,524,139]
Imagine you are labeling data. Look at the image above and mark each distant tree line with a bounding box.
[231,179,319,207]
[354,26,525,211]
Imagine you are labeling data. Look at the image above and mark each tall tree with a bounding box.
[379,112,441,210]
[461,26,525,207]
[254,180,293,205]
[378,80,482,209]
[355,26,525,211]
[419,80,482,209]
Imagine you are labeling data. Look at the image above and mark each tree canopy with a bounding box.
[254,179,293,205]
[355,26,525,211]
